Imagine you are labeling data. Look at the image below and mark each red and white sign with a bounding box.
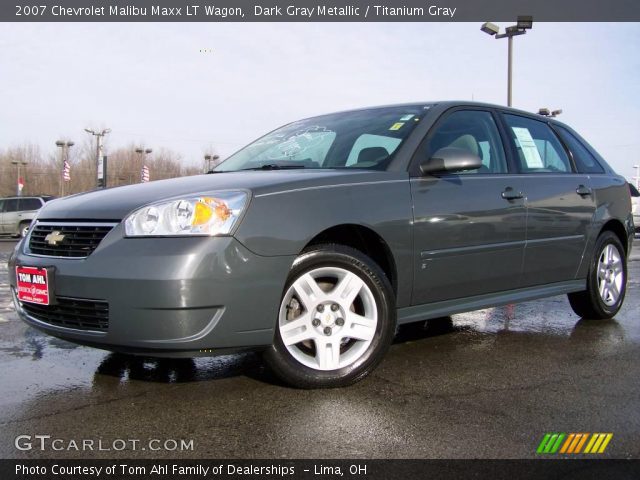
[16,266,50,305]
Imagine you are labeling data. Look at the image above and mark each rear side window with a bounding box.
[20,198,43,211]
[630,183,640,197]
[554,126,605,174]
[503,114,572,173]
[3,199,19,212]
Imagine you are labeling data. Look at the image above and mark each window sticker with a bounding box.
[512,127,544,168]
[399,114,414,121]
[389,122,405,131]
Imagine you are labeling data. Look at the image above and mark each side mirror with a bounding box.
[420,147,482,175]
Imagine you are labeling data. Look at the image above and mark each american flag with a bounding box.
[62,161,71,181]
[141,165,150,183]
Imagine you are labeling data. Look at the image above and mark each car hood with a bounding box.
[38,169,399,220]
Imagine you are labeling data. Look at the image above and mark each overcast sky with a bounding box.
[1,22,639,180]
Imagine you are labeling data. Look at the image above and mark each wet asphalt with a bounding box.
[0,238,638,459]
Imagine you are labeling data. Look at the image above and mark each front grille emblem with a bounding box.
[44,231,66,246]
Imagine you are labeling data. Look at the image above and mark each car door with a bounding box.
[1,198,20,234]
[500,113,596,286]
[410,108,526,305]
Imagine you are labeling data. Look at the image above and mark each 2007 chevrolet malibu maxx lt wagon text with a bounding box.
[8,102,634,388]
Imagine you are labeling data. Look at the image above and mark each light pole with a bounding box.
[633,165,640,190]
[55,140,74,196]
[11,160,28,196]
[135,147,152,183]
[538,108,563,118]
[135,147,153,161]
[204,154,220,172]
[85,128,111,188]
[481,16,533,107]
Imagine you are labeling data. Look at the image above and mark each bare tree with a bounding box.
[1,141,195,198]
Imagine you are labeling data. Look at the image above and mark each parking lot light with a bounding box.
[481,16,533,107]
[11,160,28,196]
[204,154,220,172]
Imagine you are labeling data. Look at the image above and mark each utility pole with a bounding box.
[85,128,111,188]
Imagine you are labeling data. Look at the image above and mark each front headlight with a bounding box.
[124,191,249,237]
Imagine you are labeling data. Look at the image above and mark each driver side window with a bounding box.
[425,110,507,174]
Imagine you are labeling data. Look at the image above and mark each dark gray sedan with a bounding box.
[8,102,634,388]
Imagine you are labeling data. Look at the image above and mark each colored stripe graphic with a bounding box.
[537,434,552,454]
[537,433,565,454]
[585,433,613,454]
[574,433,589,453]
[538,433,612,454]
[560,434,575,454]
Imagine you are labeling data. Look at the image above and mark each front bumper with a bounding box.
[8,224,294,356]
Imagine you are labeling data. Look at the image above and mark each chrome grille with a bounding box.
[21,296,109,332]
[28,222,116,258]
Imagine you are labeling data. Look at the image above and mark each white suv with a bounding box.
[630,183,640,235]
[0,196,54,238]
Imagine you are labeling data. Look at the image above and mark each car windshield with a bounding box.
[214,105,430,172]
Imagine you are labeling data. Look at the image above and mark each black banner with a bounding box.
[2,459,640,480]
[3,0,640,22]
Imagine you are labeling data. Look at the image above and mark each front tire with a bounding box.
[568,231,627,319]
[264,244,396,388]
[19,221,31,239]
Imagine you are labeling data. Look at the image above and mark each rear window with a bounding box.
[555,126,605,174]
[20,198,43,211]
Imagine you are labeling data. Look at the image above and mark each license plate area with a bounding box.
[16,266,54,305]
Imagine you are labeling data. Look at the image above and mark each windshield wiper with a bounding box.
[240,164,306,171]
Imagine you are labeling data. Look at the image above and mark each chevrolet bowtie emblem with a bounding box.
[44,231,66,246]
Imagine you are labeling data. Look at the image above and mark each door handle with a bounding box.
[576,185,592,196]
[501,187,523,200]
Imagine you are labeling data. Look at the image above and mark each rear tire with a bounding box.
[568,231,627,320]
[264,244,396,388]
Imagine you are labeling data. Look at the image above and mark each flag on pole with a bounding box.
[141,165,150,183]
[63,161,71,182]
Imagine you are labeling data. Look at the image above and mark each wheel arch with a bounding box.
[303,224,398,297]
[600,219,629,256]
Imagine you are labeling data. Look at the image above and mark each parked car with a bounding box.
[629,183,639,234]
[8,102,633,388]
[0,195,54,238]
